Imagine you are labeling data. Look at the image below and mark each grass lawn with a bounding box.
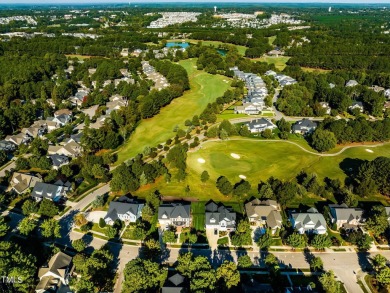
[191,202,206,231]
[251,56,291,71]
[167,39,248,56]
[301,67,331,73]
[134,138,390,204]
[91,223,108,234]
[65,54,95,60]
[268,36,276,45]
[115,58,232,164]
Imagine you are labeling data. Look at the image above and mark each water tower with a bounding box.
[214,6,217,13]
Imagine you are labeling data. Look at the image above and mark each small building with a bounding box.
[328,203,364,230]
[345,80,359,87]
[234,103,262,115]
[205,201,236,232]
[5,133,31,146]
[48,141,82,158]
[329,83,335,89]
[104,196,144,225]
[245,199,282,234]
[245,118,277,134]
[292,119,317,135]
[158,202,191,230]
[290,208,327,235]
[49,154,70,170]
[349,101,364,113]
[0,140,16,151]
[319,102,331,115]
[31,182,67,202]
[162,273,187,293]
[10,172,42,194]
[35,252,74,293]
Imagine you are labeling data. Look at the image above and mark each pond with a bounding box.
[166,42,190,49]
[217,49,227,56]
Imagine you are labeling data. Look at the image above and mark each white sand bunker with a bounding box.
[365,149,374,153]
[239,175,247,179]
[197,158,206,164]
[231,153,240,159]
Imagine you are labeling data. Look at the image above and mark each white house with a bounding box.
[244,118,277,133]
[329,203,364,230]
[290,208,327,235]
[158,202,191,230]
[104,196,144,225]
[205,201,236,232]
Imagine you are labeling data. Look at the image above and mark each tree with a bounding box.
[319,270,341,293]
[372,254,387,272]
[258,230,273,250]
[143,239,161,261]
[216,261,240,289]
[200,170,210,183]
[40,219,61,239]
[74,213,88,227]
[233,180,251,197]
[376,267,390,286]
[219,128,229,141]
[162,230,176,244]
[311,234,332,250]
[92,195,105,209]
[18,217,36,236]
[310,256,323,272]
[141,204,154,223]
[38,198,59,217]
[99,218,106,228]
[216,176,233,195]
[366,205,389,237]
[22,199,38,216]
[191,270,216,292]
[261,128,273,139]
[287,232,307,249]
[356,234,372,251]
[105,226,117,239]
[72,239,87,252]
[311,129,337,152]
[237,255,253,268]
[0,216,9,237]
[122,258,167,293]
[231,220,252,246]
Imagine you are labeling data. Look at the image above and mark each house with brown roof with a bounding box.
[48,141,82,158]
[10,172,42,194]
[245,199,282,234]
[35,252,74,293]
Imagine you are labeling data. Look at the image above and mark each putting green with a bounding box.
[115,59,232,164]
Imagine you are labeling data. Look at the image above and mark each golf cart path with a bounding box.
[191,138,389,157]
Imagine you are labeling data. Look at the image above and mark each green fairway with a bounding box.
[115,59,232,164]
[133,139,390,204]
[252,56,291,71]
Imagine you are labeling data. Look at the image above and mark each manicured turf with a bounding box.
[115,58,232,164]
[134,139,390,204]
[301,67,331,73]
[252,56,291,71]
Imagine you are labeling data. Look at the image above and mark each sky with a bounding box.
[2,0,390,4]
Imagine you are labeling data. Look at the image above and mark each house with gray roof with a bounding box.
[329,203,364,230]
[158,202,191,230]
[162,273,187,293]
[245,199,282,234]
[290,208,327,235]
[234,103,262,115]
[245,118,276,134]
[292,119,317,135]
[205,201,236,232]
[31,182,66,202]
[0,140,16,151]
[35,252,74,293]
[104,196,144,225]
[349,101,364,113]
[48,154,70,170]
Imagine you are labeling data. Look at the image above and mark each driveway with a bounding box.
[206,228,220,250]
[86,211,107,223]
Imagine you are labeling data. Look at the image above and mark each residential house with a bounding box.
[319,102,331,115]
[244,118,277,133]
[35,252,74,293]
[245,199,282,234]
[21,121,48,138]
[328,203,364,230]
[162,273,187,293]
[48,141,82,158]
[292,119,317,135]
[50,109,72,126]
[384,89,390,99]
[81,105,99,119]
[49,154,70,170]
[345,80,359,87]
[290,208,327,235]
[349,101,364,113]
[158,202,191,230]
[10,172,42,194]
[234,103,262,115]
[0,140,16,151]
[31,182,67,202]
[54,179,72,192]
[205,201,236,232]
[383,101,390,111]
[104,196,144,225]
[5,133,31,146]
